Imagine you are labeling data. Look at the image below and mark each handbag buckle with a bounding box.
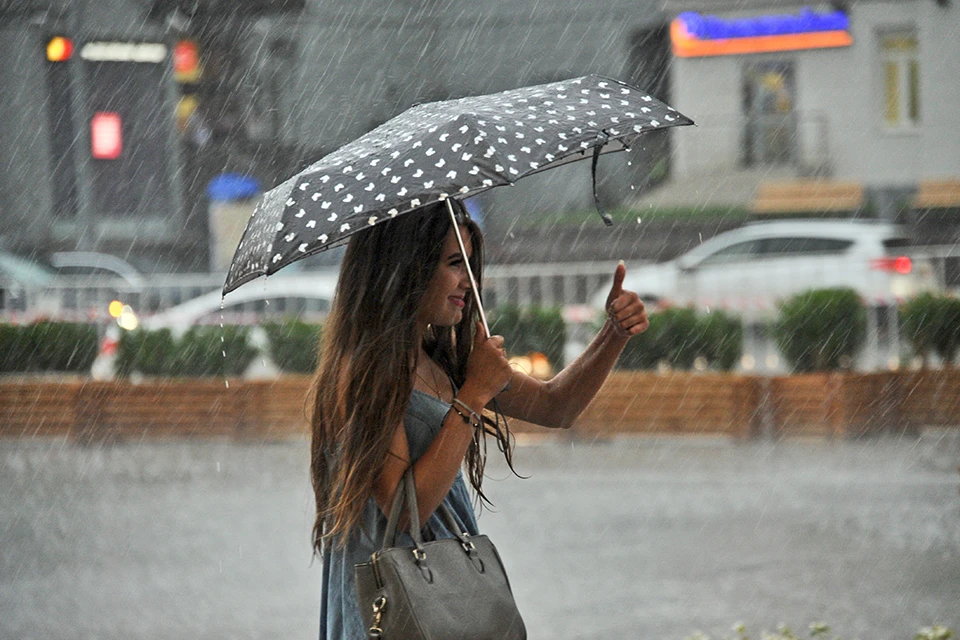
[412,548,427,563]
[461,540,476,553]
[369,596,387,638]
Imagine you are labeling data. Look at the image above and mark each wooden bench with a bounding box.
[750,180,864,215]
[912,178,960,210]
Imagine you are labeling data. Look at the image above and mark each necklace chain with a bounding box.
[415,363,447,400]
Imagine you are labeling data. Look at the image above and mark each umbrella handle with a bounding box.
[444,198,490,338]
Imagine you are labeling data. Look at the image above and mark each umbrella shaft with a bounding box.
[445,198,490,338]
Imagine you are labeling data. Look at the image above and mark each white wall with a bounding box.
[918,1,960,179]
[671,54,743,175]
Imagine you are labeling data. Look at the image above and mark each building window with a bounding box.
[742,62,796,165]
[879,30,920,128]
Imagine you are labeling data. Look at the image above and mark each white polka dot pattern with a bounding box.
[224,74,693,294]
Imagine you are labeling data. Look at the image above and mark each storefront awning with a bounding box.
[672,9,853,58]
[751,180,864,215]
[912,179,960,210]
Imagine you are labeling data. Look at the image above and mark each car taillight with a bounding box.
[870,256,912,274]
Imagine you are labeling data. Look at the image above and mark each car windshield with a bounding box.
[0,251,57,287]
[697,240,761,266]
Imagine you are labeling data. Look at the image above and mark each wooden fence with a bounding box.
[1,371,958,443]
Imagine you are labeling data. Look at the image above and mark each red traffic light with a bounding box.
[173,40,200,81]
[91,112,123,160]
[47,36,74,62]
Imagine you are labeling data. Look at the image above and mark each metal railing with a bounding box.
[3,243,956,327]
[0,262,621,325]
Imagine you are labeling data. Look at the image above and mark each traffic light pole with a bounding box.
[66,0,95,251]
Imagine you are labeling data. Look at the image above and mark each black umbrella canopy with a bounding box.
[224,74,693,295]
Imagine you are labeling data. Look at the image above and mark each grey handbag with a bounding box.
[354,470,526,639]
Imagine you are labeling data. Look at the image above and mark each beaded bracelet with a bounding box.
[450,398,483,429]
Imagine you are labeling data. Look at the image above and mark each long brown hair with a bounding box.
[309,200,513,553]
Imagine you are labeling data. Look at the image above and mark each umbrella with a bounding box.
[223,74,694,331]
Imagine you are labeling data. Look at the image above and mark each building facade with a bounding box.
[665,0,960,195]
[0,0,672,273]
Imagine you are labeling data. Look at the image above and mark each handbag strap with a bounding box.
[381,469,473,550]
[382,469,422,548]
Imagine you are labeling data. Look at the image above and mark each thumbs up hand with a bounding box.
[605,260,649,338]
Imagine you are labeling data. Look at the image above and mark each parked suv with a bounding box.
[598,220,936,314]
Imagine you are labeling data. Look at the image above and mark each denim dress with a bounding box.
[318,389,481,640]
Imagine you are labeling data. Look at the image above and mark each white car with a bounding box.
[90,272,339,380]
[599,220,937,315]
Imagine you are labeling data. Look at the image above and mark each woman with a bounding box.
[311,200,648,639]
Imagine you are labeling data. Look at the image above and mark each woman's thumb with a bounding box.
[608,260,626,301]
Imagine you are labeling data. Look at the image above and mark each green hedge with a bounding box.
[617,308,743,371]
[0,323,31,373]
[115,328,177,377]
[774,287,866,372]
[178,326,259,377]
[0,322,98,373]
[115,326,258,377]
[263,319,322,373]
[900,292,960,366]
[489,305,566,368]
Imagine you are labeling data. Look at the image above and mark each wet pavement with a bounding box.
[1,431,958,640]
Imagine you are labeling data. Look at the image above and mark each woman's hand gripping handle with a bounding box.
[458,321,512,408]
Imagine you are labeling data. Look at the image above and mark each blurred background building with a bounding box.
[0,0,672,274]
[653,0,960,232]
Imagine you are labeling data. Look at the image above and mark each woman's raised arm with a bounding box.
[494,262,648,429]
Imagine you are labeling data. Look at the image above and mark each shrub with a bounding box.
[114,326,258,377]
[617,313,665,370]
[695,310,744,372]
[0,323,31,373]
[489,305,566,368]
[263,319,322,373]
[617,308,743,371]
[901,292,960,367]
[30,322,99,373]
[115,328,177,377]
[174,326,258,377]
[774,287,866,372]
[0,322,97,373]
